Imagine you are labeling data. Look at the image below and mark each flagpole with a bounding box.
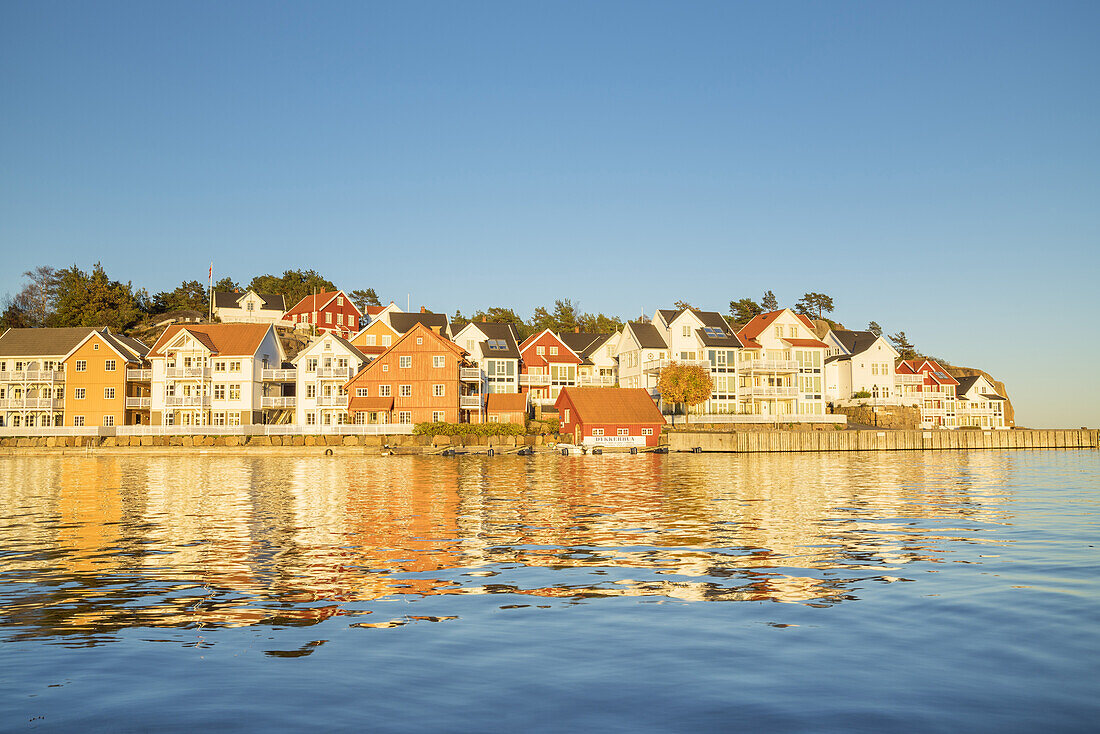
[208,262,213,322]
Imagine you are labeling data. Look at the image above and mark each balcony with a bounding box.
[460,367,482,381]
[519,373,551,386]
[0,370,65,382]
[262,368,296,381]
[261,396,296,408]
[744,386,799,398]
[125,397,151,409]
[895,374,924,385]
[459,395,483,409]
[165,367,210,379]
[577,375,617,387]
[642,358,708,373]
[0,398,64,410]
[741,359,799,373]
[165,395,211,407]
[126,368,152,381]
[316,395,349,407]
[316,367,352,380]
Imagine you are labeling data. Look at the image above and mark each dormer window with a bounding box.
[682,326,691,337]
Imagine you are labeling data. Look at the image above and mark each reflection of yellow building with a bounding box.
[0,451,1015,640]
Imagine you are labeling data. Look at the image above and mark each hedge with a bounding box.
[413,421,527,437]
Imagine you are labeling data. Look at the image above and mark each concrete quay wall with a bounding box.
[668,429,1098,453]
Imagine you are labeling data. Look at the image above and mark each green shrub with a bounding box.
[852,390,872,399]
[413,421,526,437]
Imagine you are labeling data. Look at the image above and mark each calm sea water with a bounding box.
[1,451,1097,733]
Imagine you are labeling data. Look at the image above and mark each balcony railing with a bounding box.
[895,374,924,384]
[262,368,296,381]
[126,369,152,381]
[459,395,482,409]
[744,386,800,398]
[261,396,296,408]
[519,373,551,386]
[164,395,211,407]
[576,375,617,387]
[643,359,708,372]
[0,370,65,382]
[741,359,799,372]
[315,367,351,380]
[315,395,349,407]
[125,397,151,408]
[459,367,482,381]
[165,367,210,379]
[0,398,64,410]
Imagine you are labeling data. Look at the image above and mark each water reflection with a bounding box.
[0,452,1016,644]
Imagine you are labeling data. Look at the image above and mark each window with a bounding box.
[563,409,570,423]
[382,364,389,372]
[416,337,423,345]
[617,428,629,436]
[592,428,604,436]
[75,388,86,400]
[73,416,84,427]
[487,339,507,351]
[306,413,316,425]
[399,384,412,397]
[215,361,226,372]
[247,301,254,311]
[432,411,445,422]
[356,387,369,397]
[104,387,115,400]
[326,312,333,324]
[549,346,558,356]
[229,384,241,400]
[774,326,782,337]
[231,361,241,371]
[337,314,343,326]
[379,385,391,397]
[488,415,499,423]
[400,356,412,368]
[93,343,99,350]
[642,428,653,436]
[683,325,691,337]
[103,415,115,427]
[105,359,116,371]
[433,355,445,368]
[323,413,332,425]
[75,360,87,372]
[337,296,344,306]
[381,335,391,346]
[214,384,226,400]
[213,412,226,426]
[536,346,545,355]
[399,411,412,424]
[433,384,444,397]
[366,335,376,346]
[306,384,316,398]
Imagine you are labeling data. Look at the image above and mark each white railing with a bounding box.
[164,395,211,407]
[741,359,799,372]
[0,398,64,409]
[118,425,245,436]
[643,359,708,372]
[744,386,799,398]
[0,426,110,437]
[261,396,296,408]
[519,374,551,386]
[0,370,65,382]
[459,396,482,409]
[126,369,152,380]
[577,375,617,387]
[165,367,210,379]
[316,367,352,380]
[316,395,348,407]
[125,397,151,408]
[460,368,482,381]
[261,368,296,381]
[895,374,924,384]
[672,413,847,425]
[261,424,415,436]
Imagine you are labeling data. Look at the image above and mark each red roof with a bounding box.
[555,387,664,425]
[783,338,829,348]
[150,324,272,357]
[486,392,527,413]
[284,289,362,319]
[348,397,394,412]
[365,305,385,316]
[738,309,817,342]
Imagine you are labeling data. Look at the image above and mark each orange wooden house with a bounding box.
[344,322,481,425]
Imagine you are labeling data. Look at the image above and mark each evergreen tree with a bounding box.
[794,292,835,320]
[867,321,883,336]
[349,288,381,313]
[729,298,762,323]
[761,290,778,311]
[888,331,918,360]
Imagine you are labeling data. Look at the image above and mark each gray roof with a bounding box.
[99,331,149,363]
[472,322,522,359]
[694,327,744,348]
[111,333,151,359]
[627,322,668,350]
[560,332,611,357]
[831,329,880,357]
[0,327,103,357]
[656,309,680,325]
[954,375,982,396]
[213,291,286,311]
[327,333,370,365]
[390,312,450,337]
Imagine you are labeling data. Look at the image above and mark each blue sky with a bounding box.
[2,1,1097,427]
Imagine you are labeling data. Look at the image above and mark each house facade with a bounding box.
[148,324,285,426]
[453,321,523,395]
[561,332,619,387]
[0,327,100,428]
[555,387,665,448]
[291,333,369,427]
[954,374,1008,429]
[349,319,400,358]
[283,290,362,337]
[614,322,669,395]
[61,330,152,427]
[736,309,828,418]
[652,308,743,414]
[519,329,582,404]
[823,329,904,406]
[344,322,479,425]
[212,290,287,324]
[899,359,960,428]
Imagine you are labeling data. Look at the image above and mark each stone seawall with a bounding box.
[668,429,1098,453]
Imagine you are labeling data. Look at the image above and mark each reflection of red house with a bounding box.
[555,387,665,447]
[283,290,362,337]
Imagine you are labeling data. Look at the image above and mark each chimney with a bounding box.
[481,315,487,323]
[420,306,427,313]
[574,327,580,333]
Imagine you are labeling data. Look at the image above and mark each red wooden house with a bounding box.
[518,329,582,402]
[283,290,362,337]
[555,387,665,448]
